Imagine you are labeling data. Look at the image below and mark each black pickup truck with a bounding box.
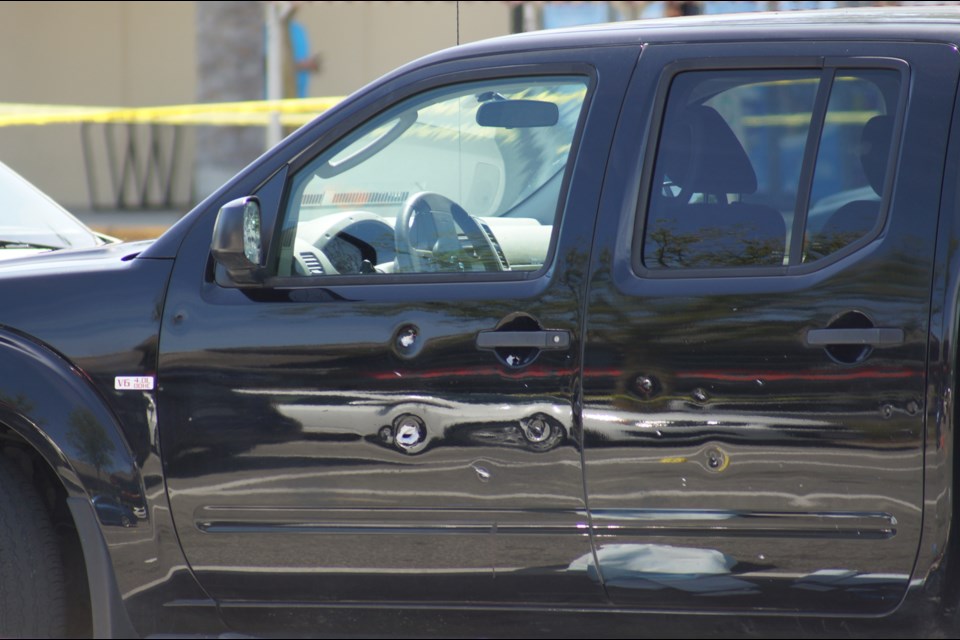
[5,7,960,638]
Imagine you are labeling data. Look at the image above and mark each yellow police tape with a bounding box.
[0,97,345,127]
[0,98,882,130]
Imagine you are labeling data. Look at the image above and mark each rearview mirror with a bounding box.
[476,100,559,128]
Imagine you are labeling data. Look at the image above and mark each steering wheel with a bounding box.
[394,192,503,273]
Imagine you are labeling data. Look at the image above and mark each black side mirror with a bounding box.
[211,197,264,287]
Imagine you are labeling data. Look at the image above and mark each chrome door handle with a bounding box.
[476,330,570,350]
[805,327,904,347]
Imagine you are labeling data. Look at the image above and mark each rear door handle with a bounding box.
[805,327,904,347]
[476,330,570,350]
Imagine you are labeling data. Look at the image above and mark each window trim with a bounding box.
[261,64,598,288]
[788,67,835,268]
[798,57,910,272]
[631,56,910,279]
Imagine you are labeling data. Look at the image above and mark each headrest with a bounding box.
[860,115,893,195]
[658,105,757,195]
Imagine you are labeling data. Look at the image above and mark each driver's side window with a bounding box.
[276,76,589,278]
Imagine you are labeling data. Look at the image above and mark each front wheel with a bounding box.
[0,457,67,637]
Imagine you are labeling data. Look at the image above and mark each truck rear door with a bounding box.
[582,40,959,614]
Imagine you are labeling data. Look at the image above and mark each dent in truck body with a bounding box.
[5,8,960,638]
[578,40,958,620]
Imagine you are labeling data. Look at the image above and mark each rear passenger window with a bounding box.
[641,66,901,272]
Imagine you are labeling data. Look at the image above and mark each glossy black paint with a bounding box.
[0,243,224,636]
[581,39,959,615]
[156,45,638,633]
[3,8,960,638]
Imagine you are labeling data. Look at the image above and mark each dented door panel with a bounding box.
[582,41,959,614]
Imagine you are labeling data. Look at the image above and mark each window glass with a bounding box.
[643,70,819,269]
[641,67,901,272]
[804,70,899,262]
[277,77,588,278]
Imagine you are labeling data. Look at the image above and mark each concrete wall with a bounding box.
[0,1,511,211]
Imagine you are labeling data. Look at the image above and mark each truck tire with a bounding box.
[0,457,67,637]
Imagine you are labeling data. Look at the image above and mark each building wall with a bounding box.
[0,1,511,210]
[300,2,511,98]
[0,1,197,209]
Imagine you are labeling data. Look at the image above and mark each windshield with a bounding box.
[0,161,100,250]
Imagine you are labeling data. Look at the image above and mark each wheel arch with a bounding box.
[0,329,143,637]
[0,328,145,501]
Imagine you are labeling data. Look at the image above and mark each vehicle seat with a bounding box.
[644,105,786,269]
[808,115,893,258]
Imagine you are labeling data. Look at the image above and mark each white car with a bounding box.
[0,160,114,257]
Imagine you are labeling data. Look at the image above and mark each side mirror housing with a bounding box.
[211,197,264,287]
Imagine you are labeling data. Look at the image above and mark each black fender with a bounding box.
[67,496,138,637]
[0,329,222,637]
[0,330,142,636]
[0,330,140,501]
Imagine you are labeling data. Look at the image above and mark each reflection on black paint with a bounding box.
[67,408,116,482]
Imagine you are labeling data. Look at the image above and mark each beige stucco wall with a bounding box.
[0,1,197,209]
[299,2,511,98]
[0,1,512,210]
